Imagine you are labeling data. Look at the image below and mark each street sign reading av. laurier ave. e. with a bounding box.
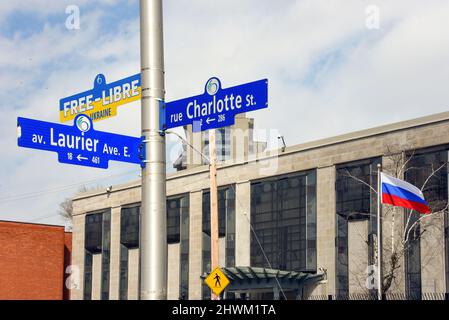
[164,77,268,132]
[17,114,144,169]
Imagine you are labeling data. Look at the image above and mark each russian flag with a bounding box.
[381,172,430,214]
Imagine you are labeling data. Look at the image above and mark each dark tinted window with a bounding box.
[405,148,448,299]
[335,158,380,297]
[203,190,227,237]
[250,171,316,272]
[85,213,103,253]
[179,196,190,299]
[202,186,236,299]
[167,197,183,244]
[121,206,140,248]
[83,210,111,300]
[83,251,93,300]
[101,211,111,300]
[119,244,129,300]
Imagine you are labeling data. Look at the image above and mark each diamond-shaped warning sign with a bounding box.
[204,267,230,296]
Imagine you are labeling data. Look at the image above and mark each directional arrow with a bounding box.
[18,115,145,169]
[206,117,215,125]
[77,154,88,161]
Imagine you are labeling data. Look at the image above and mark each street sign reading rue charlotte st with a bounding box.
[17,114,144,169]
[164,77,268,132]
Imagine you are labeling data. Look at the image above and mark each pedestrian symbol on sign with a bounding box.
[204,267,230,296]
[214,273,221,287]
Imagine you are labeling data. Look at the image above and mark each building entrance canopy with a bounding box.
[201,266,325,300]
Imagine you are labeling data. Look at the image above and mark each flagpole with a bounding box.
[377,163,383,300]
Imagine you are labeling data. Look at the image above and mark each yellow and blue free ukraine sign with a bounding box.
[59,73,141,123]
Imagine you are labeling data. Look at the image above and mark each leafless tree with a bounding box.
[342,147,447,295]
[58,185,101,230]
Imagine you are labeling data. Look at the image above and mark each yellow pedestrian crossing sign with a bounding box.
[204,267,230,296]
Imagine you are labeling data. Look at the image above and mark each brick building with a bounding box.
[0,221,72,300]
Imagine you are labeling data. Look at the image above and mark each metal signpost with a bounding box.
[59,73,141,123]
[139,0,167,300]
[164,77,268,132]
[17,114,144,169]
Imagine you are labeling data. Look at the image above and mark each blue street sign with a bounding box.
[17,114,145,169]
[164,77,268,132]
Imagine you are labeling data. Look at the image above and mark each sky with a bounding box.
[0,0,448,227]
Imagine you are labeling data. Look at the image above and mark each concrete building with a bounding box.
[71,111,449,300]
[0,221,72,300]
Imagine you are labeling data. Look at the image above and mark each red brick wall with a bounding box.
[0,221,70,300]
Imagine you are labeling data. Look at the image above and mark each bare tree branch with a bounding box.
[420,162,447,193]
[342,145,447,294]
[403,203,448,244]
[342,169,377,194]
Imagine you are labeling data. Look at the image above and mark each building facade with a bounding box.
[173,113,267,171]
[71,111,449,300]
[0,221,72,300]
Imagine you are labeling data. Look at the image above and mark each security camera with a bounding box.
[278,135,286,152]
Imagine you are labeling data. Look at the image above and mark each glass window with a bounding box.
[121,206,140,248]
[405,148,448,299]
[83,251,93,300]
[83,210,111,300]
[202,190,227,237]
[179,196,190,300]
[119,205,140,300]
[166,195,189,298]
[336,163,373,220]
[250,171,316,272]
[225,189,236,269]
[85,213,103,253]
[335,158,380,297]
[445,210,449,295]
[167,198,182,244]
[119,244,129,300]
[84,211,106,299]
[101,211,111,300]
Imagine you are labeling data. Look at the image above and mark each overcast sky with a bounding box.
[1,0,448,226]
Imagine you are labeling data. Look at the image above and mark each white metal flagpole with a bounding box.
[377,163,383,300]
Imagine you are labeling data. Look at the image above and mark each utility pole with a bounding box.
[140,0,167,300]
[209,129,219,300]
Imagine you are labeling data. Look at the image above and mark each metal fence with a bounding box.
[306,293,448,300]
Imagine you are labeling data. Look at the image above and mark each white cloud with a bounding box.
[1,0,449,226]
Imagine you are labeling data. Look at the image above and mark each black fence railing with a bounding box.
[306,293,448,300]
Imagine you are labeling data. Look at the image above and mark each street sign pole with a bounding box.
[140,0,167,300]
[209,129,219,300]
